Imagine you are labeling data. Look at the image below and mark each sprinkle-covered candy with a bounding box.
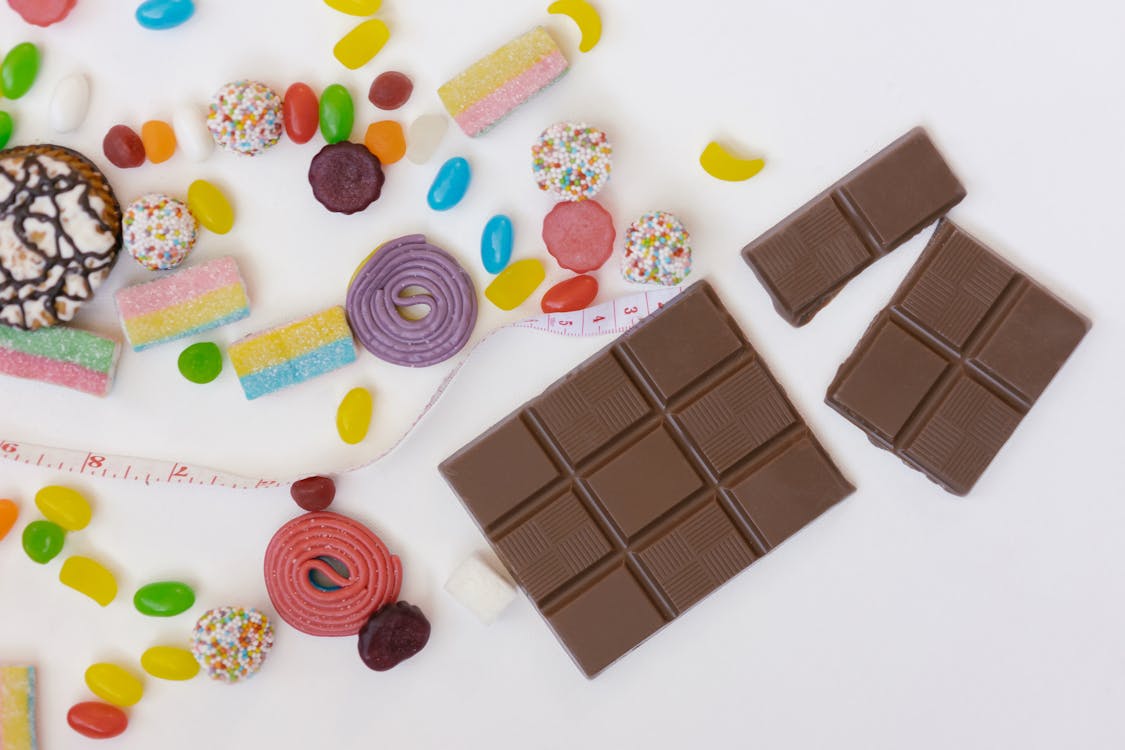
[531,122,612,201]
[124,194,199,271]
[207,81,283,156]
[191,606,274,683]
[622,210,693,286]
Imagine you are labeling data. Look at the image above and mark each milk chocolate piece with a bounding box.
[826,220,1090,494]
[440,282,853,677]
[742,128,966,326]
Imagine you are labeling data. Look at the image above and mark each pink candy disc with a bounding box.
[542,200,615,273]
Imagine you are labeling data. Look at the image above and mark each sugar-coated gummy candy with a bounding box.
[0,111,11,150]
[484,258,546,311]
[135,0,195,30]
[172,105,213,162]
[283,82,319,144]
[357,601,431,671]
[0,324,119,397]
[103,125,146,169]
[34,485,91,531]
[368,71,413,110]
[481,214,513,274]
[337,387,373,445]
[124,194,198,271]
[22,520,65,564]
[364,120,405,164]
[140,120,176,163]
[324,0,381,14]
[334,19,390,70]
[134,580,196,617]
[60,556,118,606]
[444,554,516,624]
[0,498,19,542]
[84,663,143,707]
[428,157,471,211]
[0,43,39,100]
[542,199,615,273]
[141,646,200,681]
[68,702,128,739]
[405,114,447,165]
[9,0,78,26]
[319,84,354,144]
[49,73,89,133]
[290,475,336,512]
[541,274,598,314]
[187,179,234,234]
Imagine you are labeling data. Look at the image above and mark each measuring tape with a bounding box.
[0,287,682,490]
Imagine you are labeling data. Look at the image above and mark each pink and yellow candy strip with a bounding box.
[0,666,37,750]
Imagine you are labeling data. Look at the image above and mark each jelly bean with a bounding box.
[1,43,39,100]
[187,179,234,234]
[9,0,78,27]
[319,84,354,144]
[103,125,146,169]
[405,114,447,165]
[135,0,195,29]
[140,120,176,163]
[541,274,598,314]
[173,105,213,162]
[368,71,413,110]
[84,663,143,707]
[481,215,513,274]
[60,556,117,606]
[34,485,91,531]
[337,387,373,445]
[363,120,405,165]
[134,581,196,617]
[22,520,65,564]
[485,259,546,311]
[428,157,471,211]
[0,111,11,150]
[291,475,336,512]
[141,646,200,680]
[48,73,89,133]
[67,701,128,740]
[283,82,319,144]
[324,0,381,15]
[0,499,18,542]
[334,19,390,70]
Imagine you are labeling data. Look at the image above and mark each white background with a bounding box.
[1,0,1123,747]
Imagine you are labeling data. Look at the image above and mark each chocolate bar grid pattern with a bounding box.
[441,283,853,677]
[827,220,1090,495]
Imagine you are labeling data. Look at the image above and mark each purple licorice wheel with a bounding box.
[346,234,477,367]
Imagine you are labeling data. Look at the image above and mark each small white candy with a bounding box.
[173,104,214,162]
[48,73,90,133]
[406,113,448,165]
[444,554,516,624]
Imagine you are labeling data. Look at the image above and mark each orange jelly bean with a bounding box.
[0,498,18,542]
[364,120,405,165]
[140,120,176,163]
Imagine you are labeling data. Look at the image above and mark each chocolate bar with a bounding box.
[742,128,966,326]
[826,220,1090,494]
[440,282,853,677]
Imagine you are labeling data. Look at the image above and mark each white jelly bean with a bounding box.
[173,104,213,162]
[406,113,448,165]
[48,73,89,133]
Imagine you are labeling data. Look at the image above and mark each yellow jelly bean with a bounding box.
[336,387,373,445]
[334,19,390,70]
[59,556,117,606]
[85,663,144,707]
[485,259,546,311]
[324,0,381,15]
[699,141,766,182]
[141,646,200,681]
[187,179,234,234]
[34,485,91,531]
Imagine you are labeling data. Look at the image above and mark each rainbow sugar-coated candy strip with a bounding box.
[438,26,569,137]
[115,256,250,351]
[0,325,119,397]
[0,666,37,750]
[228,306,356,400]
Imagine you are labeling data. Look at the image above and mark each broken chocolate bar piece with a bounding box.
[440,281,853,677]
[826,220,1090,495]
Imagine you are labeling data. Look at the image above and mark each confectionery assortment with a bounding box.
[0,0,1096,741]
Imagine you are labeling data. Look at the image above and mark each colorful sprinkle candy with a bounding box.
[532,122,612,201]
[191,606,274,683]
[622,211,693,286]
[207,81,283,156]
[123,194,198,271]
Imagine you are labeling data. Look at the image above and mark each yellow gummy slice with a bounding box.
[334,19,390,70]
[324,0,381,15]
[485,259,546,311]
[337,387,373,445]
[141,647,200,681]
[60,556,117,606]
[85,663,143,707]
[699,141,766,182]
[548,0,602,53]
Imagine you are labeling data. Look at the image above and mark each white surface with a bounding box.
[1,0,1123,747]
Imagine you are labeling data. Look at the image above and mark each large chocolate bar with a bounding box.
[827,220,1090,494]
[440,282,853,677]
[742,128,966,326]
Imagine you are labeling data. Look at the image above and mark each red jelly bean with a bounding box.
[8,0,77,27]
[542,199,615,273]
[541,274,598,314]
[357,601,430,671]
[102,125,145,169]
[67,701,128,739]
[368,71,413,111]
[283,83,319,145]
[290,475,335,512]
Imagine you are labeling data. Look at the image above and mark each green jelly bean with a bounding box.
[178,341,222,384]
[319,84,354,145]
[0,112,11,150]
[134,581,196,617]
[1,43,40,100]
[22,520,65,564]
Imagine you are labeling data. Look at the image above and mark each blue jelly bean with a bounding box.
[481,214,513,274]
[427,157,471,211]
[135,0,195,30]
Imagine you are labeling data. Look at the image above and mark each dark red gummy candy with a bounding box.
[102,125,145,169]
[357,601,430,671]
[368,71,413,111]
[290,475,335,512]
[9,0,77,27]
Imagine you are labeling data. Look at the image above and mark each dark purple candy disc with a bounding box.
[308,141,384,214]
